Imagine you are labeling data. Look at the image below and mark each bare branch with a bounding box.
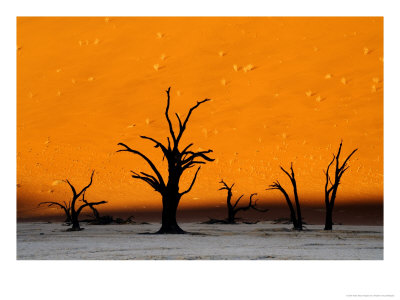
[252,199,269,212]
[337,140,343,159]
[328,175,334,186]
[339,148,358,172]
[38,201,67,210]
[167,137,171,151]
[338,165,350,179]
[232,194,244,209]
[267,180,298,228]
[140,136,169,156]
[64,179,77,197]
[281,162,297,191]
[131,171,160,191]
[181,143,194,155]
[180,167,201,195]
[324,155,335,193]
[249,193,257,205]
[81,190,87,202]
[234,194,256,213]
[175,113,183,130]
[117,142,165,189]
[334,140,344,174]
[218,179,230,191]
[181,150,214,165]
[38,201,71,221]
[76,170,95,199]
[268,181,292,201]
[246,193,268,212]
[175,98,211,144]
[267,180,283,191]
[327,185,334,194]
[165,87,177,144]
[182,160,206,170]
[290,162,295,178]
[280,165,292,180]
[140,171,160,183]
[76,201,107,217]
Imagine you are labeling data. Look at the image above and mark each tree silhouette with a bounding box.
[219,180,268,224]
[39,200,71,224]
[324,141,358,230]
[39,170,107,231]
[83,193,101,220]
[267,163,303,230]
[80,191,115,225]
[117,87,214,234]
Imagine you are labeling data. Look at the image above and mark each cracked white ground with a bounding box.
[17,222,383,260]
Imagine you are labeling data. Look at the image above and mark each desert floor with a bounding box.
[17,222,383,260]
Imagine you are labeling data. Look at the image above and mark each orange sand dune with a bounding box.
[17,17,383,219]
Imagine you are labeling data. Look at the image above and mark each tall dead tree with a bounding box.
[267,181,297,227]
[40,170,107,231]
[117,87,214,234]
[324,141,358,230]
[267,163,303,230]
[219,180,268,224]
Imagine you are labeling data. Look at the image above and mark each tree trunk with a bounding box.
[69,219,81,231]
[227,209,235,224]
[157,193,184,234]
[294,207,302,230]
[89,204,100,220]
[69,211,82,231]
[325,187,337,230]
[324,207,333,230]
[292,181,302,230]
[226,190,235,223]
[289,211,298,229]
[63,208,71,223]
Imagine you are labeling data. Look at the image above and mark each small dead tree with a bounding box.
[38,200,71,224]
[117,87,214,234]
[82,191,100,220]
[219,180,268,224]
[80,191,114,225]
[40,170,107,231]
[267,163,303,230]
[65,171,107,231]
[324,141,358,230]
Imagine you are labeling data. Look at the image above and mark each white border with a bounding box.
[3,1,399,299]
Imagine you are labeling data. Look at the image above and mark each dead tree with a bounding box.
[267,163,303,230]
[219,180,268,224]
[82,191,100,220]
[267,181,297,227]
[324,141,358,230]
[80,191,114,225]
[38,200,71,224]
[117,87,214,234]
[65,171,107,231]
[40,171,107,231]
